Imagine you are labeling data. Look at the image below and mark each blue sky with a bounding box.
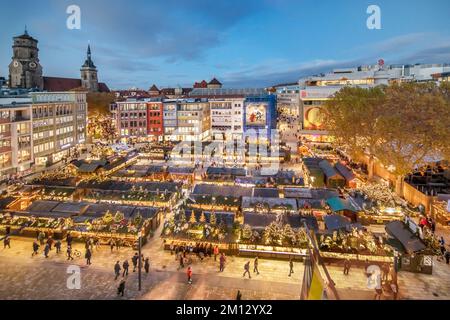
[0,0,449,89]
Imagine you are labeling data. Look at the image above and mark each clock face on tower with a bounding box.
[29,62,37,69]
[13,61,19,68]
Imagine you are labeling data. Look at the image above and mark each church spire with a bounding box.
[87,44,91,58]
[24,25,28,36]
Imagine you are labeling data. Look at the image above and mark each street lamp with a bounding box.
[138,230,142,291]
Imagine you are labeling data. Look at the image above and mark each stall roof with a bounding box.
[324,214,351,231]
[327,197,358,213]
[252,188,280,198]
[319,160,344,180]
[335,162,356,181]
[286,215,319,230]
[243,213,277,229]
[52,202,89,214]
[242,197,298,211]
[206,167,246,176]
[167,167,195,174]
[0,197,17,210]
[78,163,102,173]
[183,210,235,226]
[385,221,427,254]
[84,203,136,217]
[26,201,60,213]
[192,184,252,198]
[131,207,161,219]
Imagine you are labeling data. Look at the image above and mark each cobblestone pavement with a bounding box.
[1,226,449,300]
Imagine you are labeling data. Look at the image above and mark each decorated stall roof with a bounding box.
[385,221,427,254]
[206,167,246,177]
[78,180,180,192]
[26,200,60,213]
[335,162,356,182]
[287,215,319,230]
[131,207,161,219]
[167,167,195,174]
[52,202,89,215]
[192,184,252,198]
[242,197,298,212]
[84,203,136,218]
[235,176,268,186]
[319,160,343,180]
[0,197,18,210]
[243,213,277,229]
[327,197,358,213]
[324,214,352,231]
[183,210,235,226]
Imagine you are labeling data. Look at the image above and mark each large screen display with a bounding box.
[246,104,267,126]
[303,106,326,130]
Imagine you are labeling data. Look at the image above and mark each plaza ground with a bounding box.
[1,223,449,300]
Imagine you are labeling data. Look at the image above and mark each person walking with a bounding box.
[85,248,92,265]
[213,245,219,261]
[219,253,226,272]
[187,266,193,284]
[114,261,121,280]
[122,260,129,277]
[32,241,39,257]
[66,233,73,247]
[38,231,45,246]
[109,239,115,253]
[236,290,242,300]
[3,235,11,249]
[253,256,260,275]
[288,259,294,277]
[67,245,74,261]
[439,237,446,256]
[47,236,54,251]
[55,240,62,254]
[43,243,50,258]
[179,255,185,270]
[444,248,450,265]
[117,279,126,297]
[144,258,150,274]
[343,258,351,275]
[132,253,139,272]
[243,261,251,279]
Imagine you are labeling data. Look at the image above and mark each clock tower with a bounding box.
[80,44,99,92]
[8,27,43,90]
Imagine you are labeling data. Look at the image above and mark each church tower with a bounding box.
[80,44,99,92]
[8,27,43,90]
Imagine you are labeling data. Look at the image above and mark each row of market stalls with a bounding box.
[302,157,357,188]
[111,162,195,184]
[0,198,164,246]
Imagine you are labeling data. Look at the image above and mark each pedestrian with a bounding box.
[109,238,115,253]
[122,260,129,277]
[38,231,45,246]
[289,258,294,277]
[55,240,61,254]
[67,245,74,260]
[343,258,351,275]
[47,236,54,250]
[32,241,39,257]
[144,258,150,274]
[117,279,126,297]
[439,237,446,256]
[179,255,185,269]
[187,266,193,284]
[253,256,260,275]
[444,249,450,264]
[213,245,219,261]
[114,261,121,280]
[243,261,251,279]
[390,280,399,300]
[3,235,11,249]
[236,290,242,300]
[430,219,436,234]
[132,253,139,272]
[219,253,226,272]
[66,233,72,247]
[374,282,383,300]
[85,248,92,265]
[44,243,50,258]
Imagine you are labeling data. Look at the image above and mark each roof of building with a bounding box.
[326,197,358,213]
[319,160,344,180]
[189,88,267,97]
[149,84,160,92]
[206,167,246,177]
[385,221,427,254]
[209,78,222,85]
[42,77,110,93]
[334,162,356,181]
[192,184,253,198]
[252,188,279,198]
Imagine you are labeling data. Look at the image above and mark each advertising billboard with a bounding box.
[246,103,267,126]
[303,106,326,130]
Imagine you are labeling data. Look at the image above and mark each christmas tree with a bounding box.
[264,222,282,245]
[189,211,197,224]
[199,211,206,223]
[242,224,253,240]
[283,224,296,245]
[210,211,217,225]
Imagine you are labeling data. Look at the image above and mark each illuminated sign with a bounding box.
[303,106,326,130]
[246,104,267,126]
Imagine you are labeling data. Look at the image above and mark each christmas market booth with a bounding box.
[188,184,252,212]
[0,199,163,246]
[167,166,195,185]
[111,165,168,182]
[161,208,239,254]
[326,197,360,222]
[203,167,247,183]
[385,220,434,274]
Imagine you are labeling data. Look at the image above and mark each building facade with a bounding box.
[0,91,87,179]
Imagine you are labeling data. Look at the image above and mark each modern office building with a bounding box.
[274,83,301,116]
[0,91,87,179]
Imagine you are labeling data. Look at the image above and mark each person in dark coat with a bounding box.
[47,237,54,250]
[445,249,450,265]
[253,256,260,275]
[55,240,62,254]
[132,253,139,272]
[66,233,73,247]
[243,261,251,279]
[236,290,242,300]
[122,260,129,276]
[117,279,126,296]
[3,236,11,249]
[343,259,351,275]
[114,261,121,280]
[43,243,50,258]
[144,258,150,273]
[289,259,294,277]
[85,248,92,265]
[32,241,39,257]
[67,245,74,260]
